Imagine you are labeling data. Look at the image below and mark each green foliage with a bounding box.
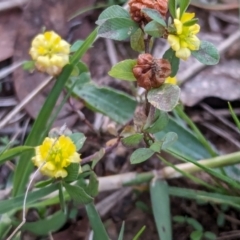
[70,40,84,52]
[85,202,110,240]
[144,110,169,133]
[150,180,171,240]
[163,48,180,77]
[147,84,180,112]
[130,28,145,52]
[96,5,130,25]
[117,222,125,240]
[121,133,143,147]
[161,132,178,150]
[179,0,190,18]
[133,226,146,240]
[0,146,33,165]
[64,183,93,204]
[192,41,220,65]
[144,21,165,37]
[228,102,240,130]
[141,8,166,27]
[108,59,137,81]
[168,0,177,18]
[84,172,99,197]
[68,132,86,151]
[130,148,155,164]
[22,61,35,71]
[64,163,80,183]
[18,211,67,236]
[72,83,137,124]
[98,18,139,40]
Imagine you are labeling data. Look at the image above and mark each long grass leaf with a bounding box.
[150,180,172,240]
[85,202,109,240]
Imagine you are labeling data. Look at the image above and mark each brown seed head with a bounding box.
[129,0,168,23]
[133,53,171,90]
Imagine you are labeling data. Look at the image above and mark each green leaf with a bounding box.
[147,84,180,112]
[162,132,178,150]
[67,72,91,91]
[133,226,146,240]
[190,231,203,240]
[168,0,176,18]
[70,40,84,53]
[130,28,145,52]
[144,21,165,38]
[68,132,86,151]
[108,59,137,81]
[144,110,169,134]
[0,183,58,214]
[150,141,163,152]
[150,180,172,240]
[96,5,130,25]
[141,8,166,26]
[19,210,67,236]
[85,202,109,240]
[58,182,66,213]
[155,117,212,160]
[163,48,180,77]
[35,178,53,188]
[183,18,199,27]
[22,61,35,71]
[0,146,33,165]
[91,148,106,169]
[118,222,125,240]
[98,17,138,41]
[121,133,143,147]
[13,29,98,197]
[85,172,99,197]
[130,148,154,164]
[74,83,137,124]
[173,216,186,224]
[64,183,93,204]
[204,231,217,240]
[64,163,80,183]
[228,102,240,130]
[192,41,220,65]
[179,0,190,18]
[186,218,203,231]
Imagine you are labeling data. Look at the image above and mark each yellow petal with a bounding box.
[189,24,200,34]
[55,169,68,178]
[175,48,191,60]
[168,35,180,51]
[186,35,201,51]
[174,19,183,34]
[181,12,195,23]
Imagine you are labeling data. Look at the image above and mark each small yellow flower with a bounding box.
[29,31,70,76]
[32,135,81,178]
[165,76,177,85]
[167,9,200,60]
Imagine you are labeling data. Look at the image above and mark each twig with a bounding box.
[81,137,121,165]
[0,76,53,129]
[179,30,240,84]
[0,0,29,12]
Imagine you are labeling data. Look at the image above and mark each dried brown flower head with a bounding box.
[129,0,168,23]
[133,53,171,90]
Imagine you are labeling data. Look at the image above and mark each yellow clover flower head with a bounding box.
[167,9,200,61]
[32,135,81,178]
[29,31,70,76]
[165,76,177,85]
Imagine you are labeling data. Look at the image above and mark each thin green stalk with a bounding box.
[157,155,223,193]
[85,202,109,240]
[228,102,240,131]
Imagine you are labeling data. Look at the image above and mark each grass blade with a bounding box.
[117,222,125,240]
[85,202,109,240]
[150,180,172,240]
[228,102,240,130]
